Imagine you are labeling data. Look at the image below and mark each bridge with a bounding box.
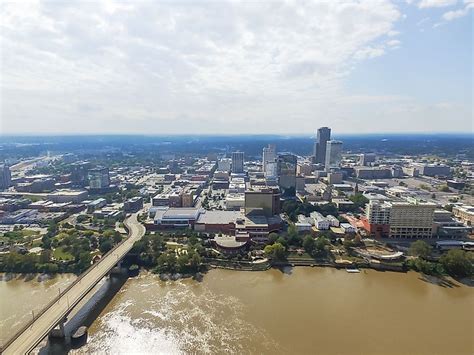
[1,212,146,355]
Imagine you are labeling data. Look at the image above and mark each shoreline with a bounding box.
[1,260,471,287]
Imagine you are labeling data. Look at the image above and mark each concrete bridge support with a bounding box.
[49,316,67,338]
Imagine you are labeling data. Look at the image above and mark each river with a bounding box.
[0,273,77,346]
[1,268,473,354]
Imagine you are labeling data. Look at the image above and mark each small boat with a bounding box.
[71,326,88,345]
[346,268,360,273]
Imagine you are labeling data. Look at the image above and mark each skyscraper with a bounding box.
[314,127,331,164]
[88,167,110,189]
[231,151,244,173]
[262,144,276,173]
[71,161,91,187]
[0,165,12,190]
[277,153,297,197]
[325,140,343,171]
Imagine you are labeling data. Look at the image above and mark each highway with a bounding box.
[1,212,146,355]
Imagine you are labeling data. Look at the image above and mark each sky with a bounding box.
[0,0,472,135]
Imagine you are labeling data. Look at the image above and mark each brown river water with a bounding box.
[1,268,473,355]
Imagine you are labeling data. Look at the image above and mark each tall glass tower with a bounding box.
[314,127,331,164]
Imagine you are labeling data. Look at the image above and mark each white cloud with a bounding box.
[387,39,401,47]
[416,17,431,26]
[0,0,469,134]
[418,0,457,8]
[354,47,386,60]
[442,2,474,20]
[1,0,406,134]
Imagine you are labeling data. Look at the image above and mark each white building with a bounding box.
[153,207,202,228]
[326,215,340,227]
[264,161,278,179]
[452,205,474,226]
[366,200,391,225]
[310,211,330,230]
[341,223,357,233]
[325,140,343,171]
[218,158,232,172]
[262,144,276,173]
[229,177,246,193]
[296,215,313,232]
[225,193,245,210]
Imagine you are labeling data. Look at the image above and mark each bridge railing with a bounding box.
[0,217,135,353]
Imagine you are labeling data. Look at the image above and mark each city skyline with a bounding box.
[0,1,473,354]
[1,0,472,135]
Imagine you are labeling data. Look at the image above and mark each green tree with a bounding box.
[47,222,58,237]
[99,240,113,254]
[287,224,298,238]
[188,234,199,246]
[189,252,202,272]
[439,250,473,277]
[77,252,92,272]
[177,253,190,273]
[150,234,164,253]
[268,232,279,245]
[76,215,88,223]
[409,240,432,258]
[113,233,122,244]
[166,253,177,273]
[314,236,330,256]
[287,224,302,246]
[419,184,430,191]
[41,236,52,250]
[407,259,443,275]
[103,229,116,238]
[349,193,369,210]
[303,235,315,255]
[264,242,286,261]
[438,185,451,192]
[343,239,355,251]
[276,236,288,248]
[39,249,52,264]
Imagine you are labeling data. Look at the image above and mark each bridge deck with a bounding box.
[1,213,145,355]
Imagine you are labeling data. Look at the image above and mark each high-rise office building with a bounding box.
[314,127,331,164]
[231,152,244,173]
[88,167,110,189]
[218,158,232,172]
[277,153,297,197]
[364,198,436,238]
[0,165,12,190]
[389,200,436,238]
[244,187,281,217]
[264,161,278,179]
[359,153,376,166]
[71,161,91,187]
[262,144,276,173]
[325,140,343,171]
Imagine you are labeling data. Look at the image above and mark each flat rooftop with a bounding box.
[155,208,201,220]
[213,235,248,249]
[197,210,242,224]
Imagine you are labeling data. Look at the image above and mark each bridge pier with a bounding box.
[49,316,67,339]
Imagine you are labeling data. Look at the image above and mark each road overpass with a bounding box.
[1,212,146,355]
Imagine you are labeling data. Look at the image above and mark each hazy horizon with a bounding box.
[1,131,473,139]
